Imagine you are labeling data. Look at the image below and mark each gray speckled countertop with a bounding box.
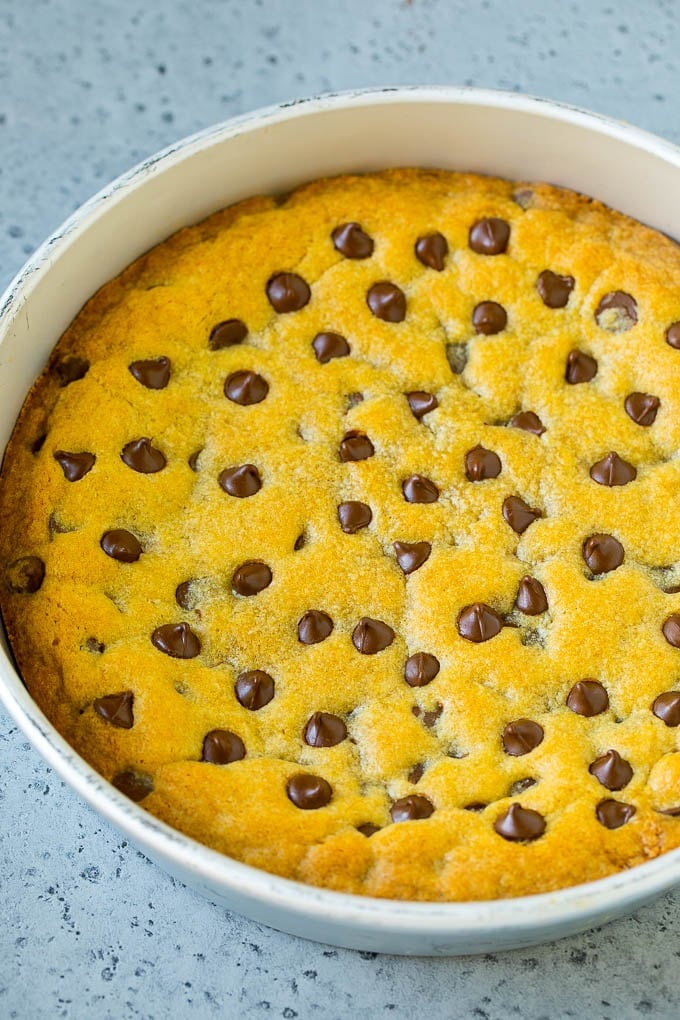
[1,1,680,1017]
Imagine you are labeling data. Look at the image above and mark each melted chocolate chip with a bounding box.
[624,392,660,427]
[406,391,438,420]
[286,773,332,809]
[415,232,448,270]
[128,356,171,388]
[663,614,680,647]
[100,529,142,563]
[515,576,548,615]
[151,622,201,658]
[332,222,374,259]
[472,301,507,335]
[339,431,374,462]
[404,652,440,687]
[352,617,395,654]
[312,331,350,363]
[235,670,275,710]
[94,691,134,729]
[53,450,96,482]
[390,794,434,822]
[582,534,624,574]
[566,350,598,384]
[596,799,636,829]
[208,319,247,349]
[567,680,609,717]
[509,411,545,436]
[666,322,680,349]
[55,356,89,386]
[338,501,372,533]
[536,270,575,308]
[469,217,510,255]
[232,561,272,597]
[304,712,348,747]
[589,749,633,790]
[465,444,502,481]
[175,580,195,611]
[121,438,166,474]
[589,452,637,486]
[457,603,503,643]
[652,691,680,726]
[357,823,381,837]
[393,541,431,575]
[366,282,406,322]
[219,464,262,497]
[202,729,246,764]
[111,771,153,802]
[298,610,334,644]
[224,370,269,405]
[502,496,541,534]
[494,804,546,841]
[408,763,425,784]
[502,719,544,756]
[6,556,45,594]
[402,474,439,503]
[595,291,638,331]
[266,272,311,313]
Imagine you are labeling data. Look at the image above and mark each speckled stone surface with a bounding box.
[1,1,680,1016]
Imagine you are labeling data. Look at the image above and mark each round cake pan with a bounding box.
[2,86,680,956]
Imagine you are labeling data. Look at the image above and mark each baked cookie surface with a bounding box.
[2,168,680,900]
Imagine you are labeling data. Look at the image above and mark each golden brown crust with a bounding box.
[2,168,680,900]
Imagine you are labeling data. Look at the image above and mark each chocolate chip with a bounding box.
[595,291,638,331]
[31,433,47,454]
[515,576,548,615]
[188,449,202,471]
[582,534,624,574]
[457,603,503,642]
[536,270,575,308]
[235,670,275,710]
[589,452,637,486]
[100,529,142,563]
[502,719,544,756]
[402,474,439,503]
[464,802,488,813]
[202,729,246,764]
[219,464,262,497]
[266,272,311,313]
[589,749,633,790]
[55,356,89,386]
[652,691,680,726]
[566,350,597,384]
[406,391,438,420]
[332,222,374,259]
[208,319,247,349]
[446,343,468,374]
[408,763,425,784]
[665,322,680,349]
[298,610,333,644]
[596,799,636,829]
[293,533,306,551]
[657,805,680,817]
[346,392,364,409]
[567,680,609,717]
[339,431,374,462]
[472,301,507,335]
[286,773,332,809]
[53,450,96,482]
[509,411,545,436]
[232,561,272,597]
[502,496,541,535]
[128,356,171,388]
[624,392,659,427]
[6,556,45,593]
[175,580,195,611]
[94,691,134,729]
[366,282,406,322]
[111,771,153,802]
[469,217,510,255]
[415,232,448,270]
[412,703,442,728]
[509,777,537,796]
[357,823,381,836]
[151,622,201,658]
[404,652,440,687]
[494,803,546,841]
[224,370,269,405]
[85,638,105,654]
[393,541,431,575]
[465,444,502,481]
[312,331,350,363]
[352,617,395,654]
[390,794,434,822]
[121,437,166,474]
[663,614,680,647]
[337,501,372,533]
[303,712,347,747]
